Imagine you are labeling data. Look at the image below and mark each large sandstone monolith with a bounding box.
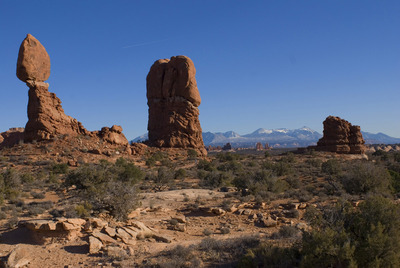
[313,116,366,154]
[146,56,206,155]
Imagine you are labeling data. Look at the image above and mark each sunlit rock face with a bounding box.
[146,55,206,155]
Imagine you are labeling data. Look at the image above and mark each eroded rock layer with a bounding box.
[314,116,366,154]
[24,81,89,142]
[146,56,206,155]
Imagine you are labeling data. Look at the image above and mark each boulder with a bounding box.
[89,236,103,254]
[99,125,129,145]
[146,55,206,155]
[17,34,50,82]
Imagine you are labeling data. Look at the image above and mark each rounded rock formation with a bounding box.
[17,34,50,82]
[146,56,206,155]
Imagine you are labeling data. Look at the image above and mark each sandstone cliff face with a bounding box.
[146,56,206,155]
[315,116,366,154]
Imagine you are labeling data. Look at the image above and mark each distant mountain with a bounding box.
[206,127,322,148]
[131,128,400,148]
[361,132,400,145]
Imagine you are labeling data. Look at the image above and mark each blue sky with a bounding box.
[1,1,399,139]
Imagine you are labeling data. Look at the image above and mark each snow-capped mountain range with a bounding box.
[132,127,400,148]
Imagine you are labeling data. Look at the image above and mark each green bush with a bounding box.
[174,168,187,180]
[52,163,69,174]
[321,159,342,176]
[301,196,400,267]
[65,158,143,220]
[340,161,391,195]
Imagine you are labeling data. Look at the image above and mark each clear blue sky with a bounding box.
[1,1,399,139]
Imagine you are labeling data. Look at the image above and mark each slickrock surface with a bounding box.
[146,56,206,155]
[17,34,50,82]
[313,115,366,154]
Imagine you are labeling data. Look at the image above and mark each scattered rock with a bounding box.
[6,245,30,268]
[89,236,103,254]
[146,55,206,155]
[92,230,118,245]
[171,215,186,223]
[103,226,117,237]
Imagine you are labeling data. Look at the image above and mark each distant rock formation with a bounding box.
[312,116,366,154]
[12,34,129,146]
[222,143,232,150]
[256,142,263,150]
[146,55,206,155]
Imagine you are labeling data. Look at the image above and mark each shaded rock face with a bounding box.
[0,128,25,148]
[315,116,366,154]
[146,56,206,155]
[24,81,88,142]
[17,34,50,82]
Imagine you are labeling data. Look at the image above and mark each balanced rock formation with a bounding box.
[146,56,206,155]
[14,34,129,145]
[314,116,366,154]
[17,34,50,82]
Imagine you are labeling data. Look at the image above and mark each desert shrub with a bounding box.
[271,225,299,239]
[52,163,69,174]
[0,211,6,220]
[238,242,300,268]
[340,161,391,195]
[30,191,45,199]
[203,228,213,236]
[305,158,322,168]
[217,160,243,172]
[0,169,21,201]
[155,167,174,183]
[75,202,92,218]
[285,176,301,189]
[197,159,216,171]
[234,170,288,198]
[188,149,198,159]
[301,196,400,268]
[216,152,242,162]
[373,150,389,161]
[390,170,400,194]
[21,173,35,183]
[146,151,168,167]
[262,160,292,176]
[174,168,187,179]
[321,159,342,177]
[280,152,296,163]
[65,158,143,220]
[200,171,233,188]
